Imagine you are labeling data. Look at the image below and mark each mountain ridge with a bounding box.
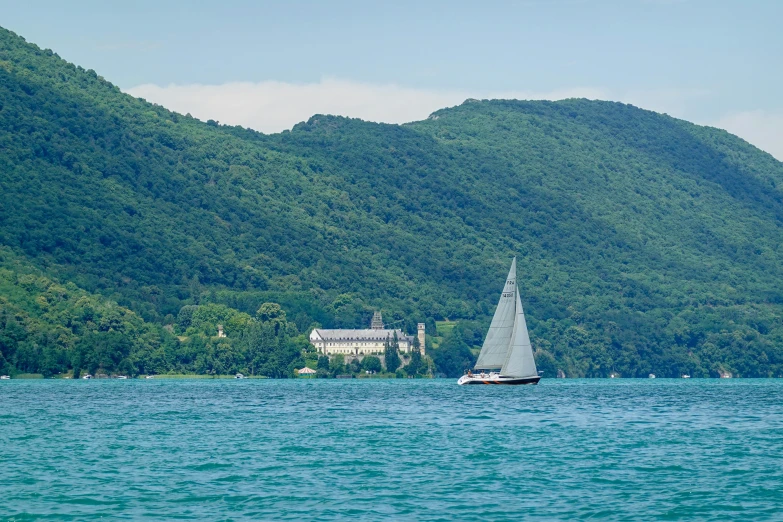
[1,25,782,378]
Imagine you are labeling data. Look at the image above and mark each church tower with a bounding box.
[371,311,384,330]
[418,323,426,356]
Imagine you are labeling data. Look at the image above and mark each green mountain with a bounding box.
[1,26,782,378]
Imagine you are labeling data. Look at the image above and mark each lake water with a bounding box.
[2,379,782,520]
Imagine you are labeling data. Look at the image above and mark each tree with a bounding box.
[362,355,382,373]
[432,334,476,378]
[533,349,557,379]
[238,321,300,378]
[329,354,346,377]
[177,305,198,330]
[407,349,423,376]
[256,303,285,323]
[425,318,437,336]
[75,331,133,375]
[384,334,401,373]
[256,303,290,335]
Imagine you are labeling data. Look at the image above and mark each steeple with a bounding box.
[371,311,384,330]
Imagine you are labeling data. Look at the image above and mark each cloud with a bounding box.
[126,79,604,133]
[712,110,783,161]
[126,79,781,161]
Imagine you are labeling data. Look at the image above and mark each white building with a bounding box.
[309,312,416,357]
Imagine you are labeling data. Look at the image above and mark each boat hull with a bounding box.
[457,375,541,385]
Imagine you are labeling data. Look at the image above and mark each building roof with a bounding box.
[310,328,413,342]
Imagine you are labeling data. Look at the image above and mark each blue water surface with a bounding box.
[1,379,782,521]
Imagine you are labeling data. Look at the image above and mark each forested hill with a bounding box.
[2,26,783,379]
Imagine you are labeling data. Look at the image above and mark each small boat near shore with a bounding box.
[458,258,539,386]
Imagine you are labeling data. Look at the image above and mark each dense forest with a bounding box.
[1,26,783,378]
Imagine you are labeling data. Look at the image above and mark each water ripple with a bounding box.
[1,379,782,520]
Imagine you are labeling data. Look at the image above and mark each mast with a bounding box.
[474,258,518,370]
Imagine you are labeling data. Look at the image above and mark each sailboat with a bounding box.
[458,258,540,385]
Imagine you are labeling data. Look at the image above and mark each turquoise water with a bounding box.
[2,379,782,521]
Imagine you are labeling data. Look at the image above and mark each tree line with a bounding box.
[2,26,783,378]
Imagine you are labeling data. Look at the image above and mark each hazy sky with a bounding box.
[2,0,781,159]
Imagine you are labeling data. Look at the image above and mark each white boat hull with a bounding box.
[457,374,540,385]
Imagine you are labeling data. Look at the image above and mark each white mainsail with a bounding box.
[474,258,518,370]
[474,258,538,378]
